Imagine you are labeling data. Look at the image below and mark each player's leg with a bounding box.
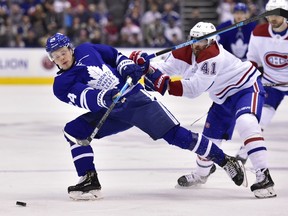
[177,102,235,187]
[124,90,245,187]
[177,139,220,187]
[236,113,276,198]
[162,125,245,187]
[236,86,285,163]
[259,86,285,129]
[64,111,133,200]
[234,82,276,198]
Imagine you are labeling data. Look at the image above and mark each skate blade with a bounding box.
[69,190,103,201]
[239,160,248,187]
[253,186,277,199]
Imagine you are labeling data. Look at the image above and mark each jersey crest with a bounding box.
[87,64,119,90]
[264,52,288,69]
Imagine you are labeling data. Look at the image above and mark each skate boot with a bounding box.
[250,168,276,198]
[235,146,248,165]
[68,170,103,200]
[220,155,247,187]
[177,164,216,187]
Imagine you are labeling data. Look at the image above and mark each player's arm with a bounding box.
[246,33,262,68]
[53,77,122,112]
[129,51,188,95]
[92,44,143,85]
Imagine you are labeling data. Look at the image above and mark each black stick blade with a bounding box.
[278,8,288,18]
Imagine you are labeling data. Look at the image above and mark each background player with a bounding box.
[217,2,256,61]
[236,0,288,163]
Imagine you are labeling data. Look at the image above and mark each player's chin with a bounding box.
[61,63,72,70]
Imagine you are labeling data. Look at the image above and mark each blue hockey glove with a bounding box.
[97,88,126,110]
[129,51,150,74]
[117,59,143,85]
[145,68,170,95]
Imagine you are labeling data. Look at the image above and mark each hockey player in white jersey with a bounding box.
[236,0,288,163]
[130,21,276,198]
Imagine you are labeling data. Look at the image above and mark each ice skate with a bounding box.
[68,170,103,200]
[221,155,247,187]
[177,164,216,187]
[250,168,276,199]
[235,145,248,165]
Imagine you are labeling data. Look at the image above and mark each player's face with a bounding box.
[266,15,286,29]
[234,11,247,23]
[50,47,74,70]
[191,39,209,56]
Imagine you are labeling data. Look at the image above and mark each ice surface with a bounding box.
[0,86,287,216]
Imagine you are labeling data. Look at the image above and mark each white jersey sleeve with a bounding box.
[154,42,260,104]
[247,32,263,67]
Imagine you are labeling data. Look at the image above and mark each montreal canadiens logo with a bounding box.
[264,52,288,69]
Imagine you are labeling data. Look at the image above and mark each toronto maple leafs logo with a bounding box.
[87,65,119,90]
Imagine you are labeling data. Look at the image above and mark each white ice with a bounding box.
[0,85,287,216]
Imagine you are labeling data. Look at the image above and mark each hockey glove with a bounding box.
[145,68,170,95]
[117,59,143,85]
[129,51,150,74]
[97,88,126,110]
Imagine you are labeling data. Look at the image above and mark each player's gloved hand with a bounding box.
[117,59,143,85]
[129,51,150,74]
[97,88,126,110]
[145,68,170,95]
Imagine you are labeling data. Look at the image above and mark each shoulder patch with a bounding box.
[196,43,220,63]
[171,46,193,64]
[253,23,270,37]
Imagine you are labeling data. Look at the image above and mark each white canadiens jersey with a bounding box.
[153,42,260,104]
[247,23,288,91]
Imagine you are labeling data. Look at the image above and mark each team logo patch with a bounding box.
[264,52,288,69]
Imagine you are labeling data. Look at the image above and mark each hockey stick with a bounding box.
[65,77,133,146]
[263,82,288,87]
[146,8,288,60]
[190,112,208,126]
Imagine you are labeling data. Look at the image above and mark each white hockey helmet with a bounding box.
[265,0,288,11]
[189,22,217,45]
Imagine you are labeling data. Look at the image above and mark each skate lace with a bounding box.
[223,161,237,178]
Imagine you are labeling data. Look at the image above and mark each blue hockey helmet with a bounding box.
[233,3,248,13]
[46,33,73,60]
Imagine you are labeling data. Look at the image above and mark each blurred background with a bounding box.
[0,0,271,84]
[0,0,269,48]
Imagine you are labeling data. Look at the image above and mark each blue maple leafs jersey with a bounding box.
[53,42,143,112]
[217,20,256,61]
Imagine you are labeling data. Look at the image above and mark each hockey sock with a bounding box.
[163,126,226,165]
[68,141,96,176]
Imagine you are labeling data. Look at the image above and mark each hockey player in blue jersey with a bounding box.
[45,33,246,200]
[217,3,257,61]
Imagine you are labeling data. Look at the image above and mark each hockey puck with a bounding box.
[16,201,27,207]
